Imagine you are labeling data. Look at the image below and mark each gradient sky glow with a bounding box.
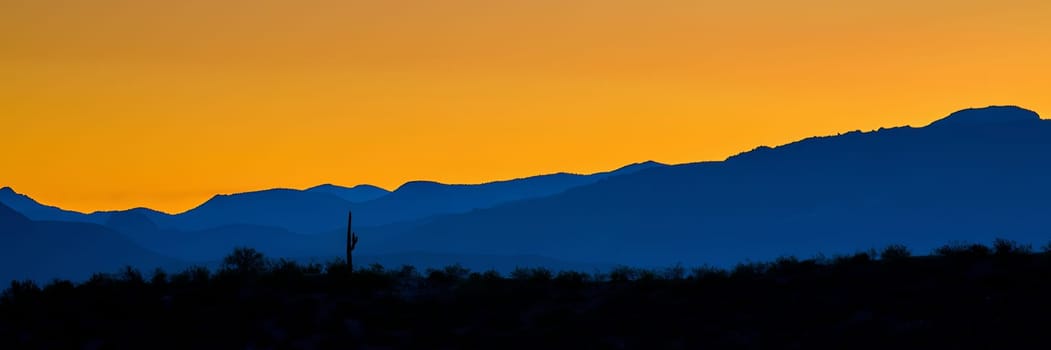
[2,0,1050,213]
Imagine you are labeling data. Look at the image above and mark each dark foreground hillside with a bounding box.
[3,240,1051,349]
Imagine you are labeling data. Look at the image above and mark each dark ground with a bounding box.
[3,241,1051,349]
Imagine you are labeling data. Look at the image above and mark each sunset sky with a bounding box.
[2,0,1050,213]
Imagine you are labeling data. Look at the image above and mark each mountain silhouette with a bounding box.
[0,202,179,283]
[350,161,666,227]
[363,106,1051,267]
[0,162,669,270]
[926,105,1041,128]
[5,106,1048,273]
[170,189,354,234]
[1,162,667,235]
[0,187,96,223]
[306,184,391,202]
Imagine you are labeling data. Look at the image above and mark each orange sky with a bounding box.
[2,0,1050,214]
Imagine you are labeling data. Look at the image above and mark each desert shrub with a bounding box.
[393,265,420,280]
[879,244,911,261]
[304,262,323,275]
[270,258,303,273]
[325,258,351,277]
[591,270,609,282]
[609,266,637,282]
[365,263,386,274]
[690,265,729,280]
[636,269,660,282]
[426,264,470,284]
[267,258,309,284]
[352,263,398,290]
[768,256,801,274]
[118,266,145,285]
[833,250,876,267]
[554,270,590,285]
[171,266,211,285]
[510,267,553,282]
[42,279,75,297]
[811,252,831,266]
[85,272,116,288]
[480,269,502,281]
[992,238,1032,256]
[222,247,268,275]
[530,267,553,282]
[510,267,530,280]
[663,263,687,280]
[443,264,470,281]
[469,269,503,282]
[1,280,40,304]
[150,268,168,286]
[934,241,991,258]
[731,261,768,279]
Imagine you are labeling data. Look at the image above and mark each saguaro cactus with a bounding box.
[347,211,359,271]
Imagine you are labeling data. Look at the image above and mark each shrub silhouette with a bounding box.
[768,256,801,274]
[731,261,768,278]
[41,279,75,298]
[662,263,686,280]
[636,268,660,282]
[170,265,211,285]
[84,272,116,288]
[6,241,1051,349]
[934,241,992,258]
[469,269,503,283]
[324,258,351,277]
[150,268,168,286]
[118,265,145,285]
[393,265,420,280]
[1,280,39,304]
[510,267,553,282]
[554,270,589,286]
[608,265,637,282]
[992,238,1032,256]
[690,265,729,280]
[879,244,912,261]
[222,247,267,276]
[832,249,877,267]
[426,264,470,285]
[266,258,318,285]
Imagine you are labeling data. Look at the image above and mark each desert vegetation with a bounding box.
[4,239,1051,349]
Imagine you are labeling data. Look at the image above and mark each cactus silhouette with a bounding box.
[347,211,359,271]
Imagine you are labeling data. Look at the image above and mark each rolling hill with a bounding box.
[0,202,181,283]
[1,161,666,234]
[306,184,391,202]
[362,106,1051,267]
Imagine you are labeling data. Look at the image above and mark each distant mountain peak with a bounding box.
[926,105,1041,128]
[395,180,445,192]
[308,183,388,192]
[0,187,18,197]
[612,160,668,172]
[305,183,391,203]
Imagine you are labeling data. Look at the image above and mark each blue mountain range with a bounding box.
[0,161,664,281]
[362,106,1051,266]
[2,105,1048,282]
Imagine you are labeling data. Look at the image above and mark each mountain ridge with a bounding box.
[362,105,1051,266]
[3,105,1049,273]
[0,160,669,232]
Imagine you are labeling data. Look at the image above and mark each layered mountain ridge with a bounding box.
[3,105,1048,281]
